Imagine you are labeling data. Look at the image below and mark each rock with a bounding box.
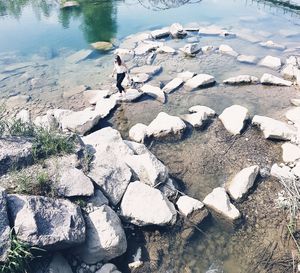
[281,64,300,80]
[259,40,286,50]
[219,105,249,135]
[6,95,30,108]
[0,188,10,262]
[146,112,186,138]
[82,127,133,205]
[179,43,202,56]
[124,140,150,155]
[170,23,187,38]
[291,99,300,107]
[203,187,241,221]
[96,263,121,273]
[162,78,184,93]
[129,123,148,143]
[285,107,300,125]
[282,143,300,163]
[260,73,292,86]
[86,189,109,209]
[181,112,207,128]
[61,1,80,8]
[223,75,259,85]
[271,163,295,182]
[130,65,162,76]
[198,25,226,36]
[218,44,238,57]
[151,28,170,39]
[125,152,168,186]
[259,56,282,70]
[114,48,135,61]
[128,261,143,270]
[15,109,31,123]
[95,97,117,118]
[226,165,260,200]
[201,45,216,53]
[177,71,195,82]
[66,49,93,64]
[157,46,176,54]
[134,42,159,55]
[46,253,73,273]
[91,41,113,51]
[176,195,205,217]
[121,32,152,49]
[63,85,89,99]
[140,84,165,103]
[75,205,127,264]
[0,137,33,175]
[56,168,94,197]
[61,108,100,135]
[146,52,156,65]
[188,105,216,117]
[7,194,85,249]
[83,90,109,105]
[120,181,177,226]
[117,89,143,102]
[131,73,150,83]
[159,178,178,198]
[252,115,297,140]
[185,74,215,90]
[237,54,258,64]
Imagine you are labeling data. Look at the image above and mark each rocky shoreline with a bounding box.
[0,22,300,273]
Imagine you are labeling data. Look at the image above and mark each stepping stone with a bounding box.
[259,55,282,70]
[223,75,258,85]
[140,84,165,103]
[185,74,215,90]
[162,78,184,93]
[260,73,292,86]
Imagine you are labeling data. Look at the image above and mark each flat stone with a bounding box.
[223,75,259,85]
[281,64,300,80]
[226,165,260,200]
[184,22,200,32]
[116,89,143,102]
[134,41,161,55]
[130,65,162,76]
[176,195,204,217]
[271,163,295,182]
[95,97,117,118]
[259,56,282,70]
[177,71,195,82]
[219,105,249,135]
[0,188,10,262]
[129,123,148,143]
[252,115,297,140]
[259,40,286,50]
[151,28,170,39]
[237,55,258,64]
[91,41,113,51]
[162,78,184,93]
[185,74,215,90]
[260,73,292,86]
[203,187,241,221]
[75,205,127,264]
[188,105,216,117]
[63,85,89,98]
[157,46,176,54]
[140,84,165,103]
[7,194,85,249]
[120,181,177,226]
[219,44,238,57]
[179,43,202,56]
[285,107,300,125]
[282,143,300,163]
[66,49,93,64]
[146,112,186,138]
[83,90,110,105]
[131,73,150,83]
[56,168,94,197]
[181,112,207,128]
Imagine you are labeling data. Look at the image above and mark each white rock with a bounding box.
[75,205,127,264]
[179,43,202,56]
[188,105,216,117]
[226,165,260,200]
[15,109,31,123]
[170,23,187,38]
[129,123,148,143]
[201,45,216,53]
[260,73,292,86]
[281,64,300,80]
[271,163,295,182]
[259,40,286,50]
[131,73,150,83]
[162,78,184,93]
[116,89,143,102]
[125,152,168,186]
[203,187,241,220]
[56,168,94,197]
[124,140,150,155]
[285,107,300,125]
[151,28,170,39]
[83,90,109,105]
[95,97,117,118]
[291,99,300,107]
[252,115,297,140]
[159,178,178,198]
[223,75,259,85]
[114,48,135,61]
[176,196,204,217]
[259,56,282,70]
[157,46,176,54]
[219,44,238,57]
[146,112,186,138]
[237,55,258,64]
[134,42,159,55]
[177,71,195,82]
[0,188,10,262]
[140,84,165,103]
[282,143,300,163]
[184,22,200,32]
[120,181,177,226]
[219,105,249,135]
[185,74,215,90]
[181,112,207,128]
[130,65,161,76]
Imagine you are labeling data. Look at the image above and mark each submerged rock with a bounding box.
[129,123,148,143]
[226,165,260,200]
[162,78,184,93]
[219,105,249,135]
[236,54,258,64]
[146,112,186,138]
[76,206,127,264]
[0,188,10,262]
[223,75,258,85]
[141,84,165,103]
[91,41,114,51]
[259,40,286,50]
[259,56,282,70]
[260,73,292,86]
[176,195,205,217]
[7,194,85,249]
[203,187,241,221]
[120,181,177,226]
[281,143,300,163]
[6,95,30,108]
[66,49,93,64]
[185,74,215,90]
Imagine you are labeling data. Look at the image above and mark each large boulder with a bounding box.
[219,105,249,135]
[146,112,186,138]
[259,56,282,70]
[0,137,33,175]
[129,123,148,143]
[56,168,94,197]
[125,152,168,186]
[223,75,258,85]
[203,187,241,221]
[170,23,187,38]
[252,115,297,140]
[120,181,177,226]
[185,74,215,90]
[7,194,85,249]
[162,78,184,93]
[176,195,205,217]
[260,73,292,86]
[0,188,10,262]
[281,143,300,163]
[140,84,166,103]
[226,165,260,200]
[74,205,127,264]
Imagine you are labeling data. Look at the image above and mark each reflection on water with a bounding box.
[134,0,202,11]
